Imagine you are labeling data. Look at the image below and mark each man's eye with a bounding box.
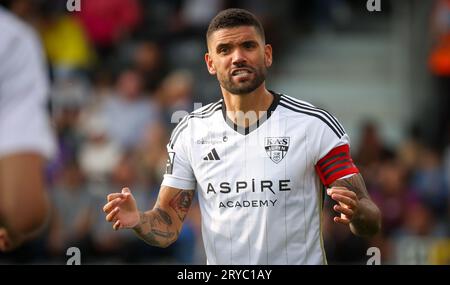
[243,42,255,49]
[219,47,229,54]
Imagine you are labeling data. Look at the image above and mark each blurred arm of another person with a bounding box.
[0,7,56,252]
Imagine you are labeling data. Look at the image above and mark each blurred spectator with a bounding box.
[39,12,94,82]
[313,0,352,32]
[444,138,450,221]
[428,0,450,148]
[391,201,448,265]
[401,201,443,237]
[76,0,142,61]
[90,68,115,98]
[51,77,90,112]
[397,123,424,174]
[410,147,448,217]
[155,69,195,131]
[135,0,180,40]
[371,158,417,236]
[46,79,88,184]
[367,157,419,263]
[47,160,93,259]
[100,68,161,150]
[137,123,168,186]
[429,0,450,77]
[355,121,393,167]
[355,121,394,189]
[78,115,122,183]
[179,0,224,36]
[133,41,167,93]
[6,0,38,25]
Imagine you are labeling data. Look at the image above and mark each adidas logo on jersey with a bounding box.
[203,148,220,161]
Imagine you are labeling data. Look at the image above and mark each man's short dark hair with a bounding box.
[206,8,265,42]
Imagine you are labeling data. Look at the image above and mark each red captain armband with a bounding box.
[315,144,359,187]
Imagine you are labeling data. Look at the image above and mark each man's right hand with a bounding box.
[103,186,194,248]
[103,187,140,231]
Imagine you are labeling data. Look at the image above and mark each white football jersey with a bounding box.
[0,7,55,158]
[162,91,358,265]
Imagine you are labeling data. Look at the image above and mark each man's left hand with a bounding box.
[327,187,359,225]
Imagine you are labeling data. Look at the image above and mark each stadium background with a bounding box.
[0,0,449,264]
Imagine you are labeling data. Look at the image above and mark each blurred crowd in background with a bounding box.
[0,0,449,264]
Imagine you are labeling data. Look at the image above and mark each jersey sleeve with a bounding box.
[161,120,196,190]
[312,118,359,187]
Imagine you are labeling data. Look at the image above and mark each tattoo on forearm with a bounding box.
[139,212,149,226]
[133,189,193,247]
[169,190,194,222]
[156,208,172,225]
[151,229,175,239]
[134,210,176,247]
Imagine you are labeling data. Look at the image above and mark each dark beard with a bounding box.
[219,65,267,95]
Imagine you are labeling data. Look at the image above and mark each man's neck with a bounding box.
[221,84,274,128]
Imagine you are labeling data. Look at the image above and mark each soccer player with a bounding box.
[0,6,55,251]
[103,8,381,264]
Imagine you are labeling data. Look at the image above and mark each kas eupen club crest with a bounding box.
[264,137,290,163]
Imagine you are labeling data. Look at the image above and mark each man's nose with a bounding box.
[231,48,247,66]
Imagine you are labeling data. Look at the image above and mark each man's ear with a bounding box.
[264,44,273,68]
[205,53,217,75]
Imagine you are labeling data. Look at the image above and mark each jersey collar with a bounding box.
[221,90,280,136]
